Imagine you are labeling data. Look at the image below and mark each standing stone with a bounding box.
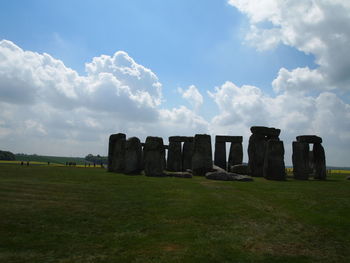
[228,142,243,168]
[124,137,142,174]
[292,141,310,180]
[248,133,267,177]
[263,140,286,180]
[313,143,326,180]
[182,138,193,171]
[192,134,213,176]
[214,140,226,170]
[308,150,314,175]
[108,133,126,173]
[144,136,166,177]
[167,137,183,171]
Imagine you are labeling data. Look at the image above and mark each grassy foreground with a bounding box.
[0,165,349,263]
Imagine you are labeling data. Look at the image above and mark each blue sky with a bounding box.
[0,0,349,166]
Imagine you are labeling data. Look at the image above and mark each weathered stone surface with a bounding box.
[308,150,314,174]
[182,140,193,171]
[229,164,250,175]
[296,135,322,144]
[192,134,213,176]
[313,143,326,180]
[124,137,142,174]
[205,171,253,181]
[292,141,310,180]
[169,136,193,142]
[215,135,243,143]
[165,171,192,178]
[108,133,126,173]
[167,140,182,172]
[263,140,286,180]
[143,136,166,177]
[228,142,243,168]
[248,133,267,177]
[250,126,281,137]
[214,141,226,170]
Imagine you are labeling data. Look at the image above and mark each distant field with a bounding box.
[14,154,88,165]
[0,164,349,263]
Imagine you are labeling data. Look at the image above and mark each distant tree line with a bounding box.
[0,150,15,161]
[85,154,107,165]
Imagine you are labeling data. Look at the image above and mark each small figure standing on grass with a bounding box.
[26,161,29,166]
[21,161,23,166]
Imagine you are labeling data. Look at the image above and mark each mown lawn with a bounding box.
[0,165,349,263]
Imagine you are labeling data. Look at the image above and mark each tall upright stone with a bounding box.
[248,133,267,177]
[292,141,310,180]
[182,137,193,171]
[167,136,183,172]
[214,140,226,170]
[108,133,126,173]
[192,134,213,176]
[263,140,285,180]
[143,136,166,177]
[124,137,142,174]
[228,142,243,167]
[248,126,280,177]
[313,143,326,180]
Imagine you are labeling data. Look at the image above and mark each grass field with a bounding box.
[0,165,349,263]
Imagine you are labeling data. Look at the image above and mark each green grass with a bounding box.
[0,165,349,263]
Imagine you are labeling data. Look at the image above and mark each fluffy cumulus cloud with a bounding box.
[0,40,208,156]
[228,0,350,92]
[178,85,203,111]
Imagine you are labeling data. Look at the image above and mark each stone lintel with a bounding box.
[215,135,243,143]
[296,135,322,144]
[250,126,280,137]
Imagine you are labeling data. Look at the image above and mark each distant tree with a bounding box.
[0,150,15,161]
[85,154,107,165]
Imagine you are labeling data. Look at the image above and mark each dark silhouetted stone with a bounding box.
[214,141,226,170]
[144,136,166,177]
[108,133,126,173]
[263,140,286,180]
[292,141,310,180]
[248,133,267,177]
[167,137,182,172]
[229,164,250,175]
[192,134,213,176]
[250,126,281,137]
[215,136,243,143]
[313,143,326,180]
[296,135,322,144]
[308,150,314,174]
[124,137,142,174]
[228,142,243,167]
[182,138,193,171]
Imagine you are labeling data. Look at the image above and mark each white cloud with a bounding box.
[0,40,209,156]
[179,85,203,111]
[228,0,350,92]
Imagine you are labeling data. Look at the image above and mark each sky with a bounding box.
[0,0,350,166]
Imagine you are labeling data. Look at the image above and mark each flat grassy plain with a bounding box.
[0,164,349,263]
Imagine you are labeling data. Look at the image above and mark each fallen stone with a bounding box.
[165,171,192,178]
[229,164,250,175]
[205,171,253,181]
[296,135,322,144]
